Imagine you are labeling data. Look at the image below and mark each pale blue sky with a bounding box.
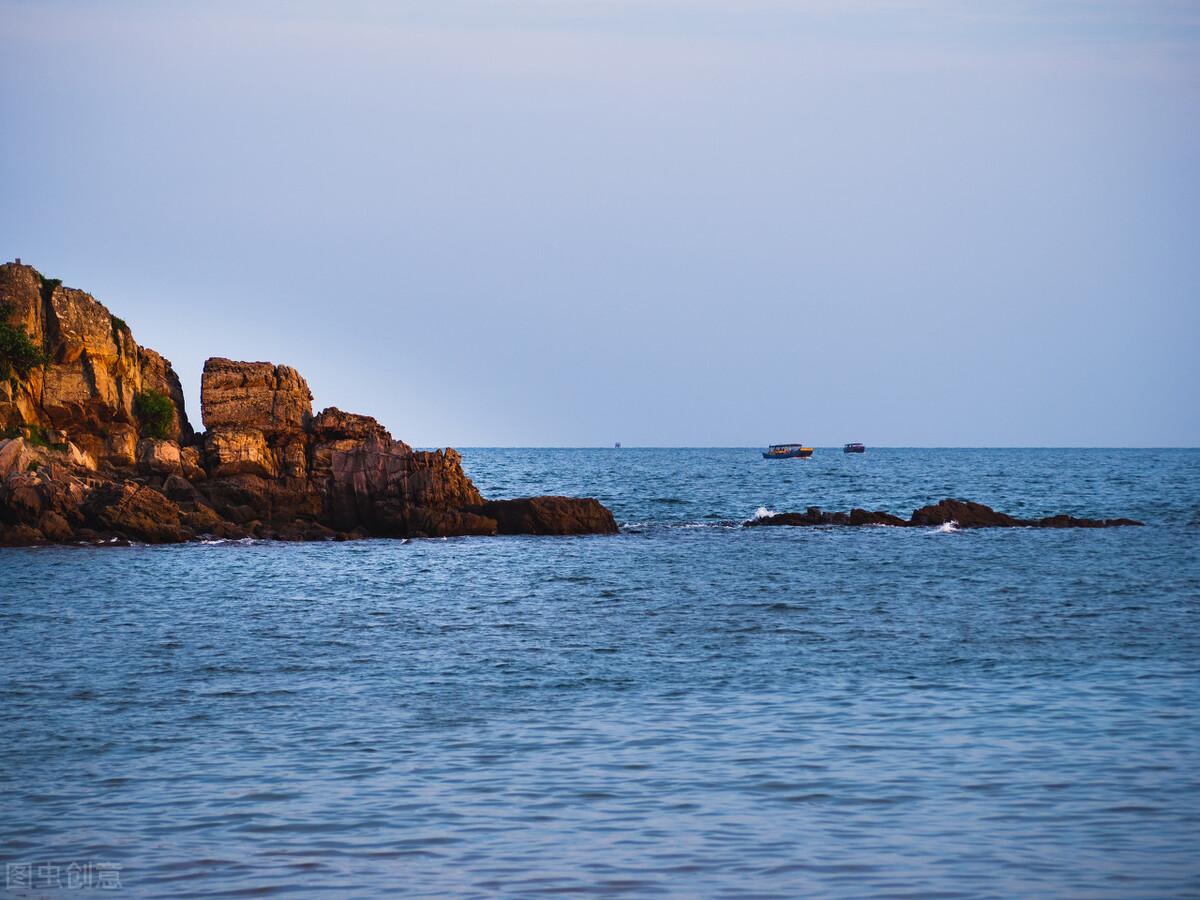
[2,1,1198,446]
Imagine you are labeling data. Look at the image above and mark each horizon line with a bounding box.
[438,445,1200,451]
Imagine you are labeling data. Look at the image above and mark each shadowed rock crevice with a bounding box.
[0,260,617,544]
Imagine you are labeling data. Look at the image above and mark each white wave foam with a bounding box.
[752,506,778,520]
[932,520,959,533]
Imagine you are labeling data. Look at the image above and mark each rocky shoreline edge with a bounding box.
[1,261,617,546]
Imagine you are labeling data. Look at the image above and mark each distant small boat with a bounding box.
[843,442,866,454]
[763,443,813,459]
[614,442,621,448]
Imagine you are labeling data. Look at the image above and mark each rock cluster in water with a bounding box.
[746,498,1142,529]
[0,261,617,544]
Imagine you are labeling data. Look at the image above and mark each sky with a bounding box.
[2,0,1198,446]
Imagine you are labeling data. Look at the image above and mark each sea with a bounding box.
[2,448,1198,898]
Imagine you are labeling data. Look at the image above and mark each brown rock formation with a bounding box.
[179,446,205,481]
[137,438,183,477]
[201,358,312,434]
[0,444,91,544]
[192,367,616,540]
[474,496,621,535]
[0,260,617,544]
[206,427,277,478]
[85,482,190,544]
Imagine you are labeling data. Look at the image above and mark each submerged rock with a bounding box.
[746,506,909,528]
[0,260,617,544]
[746,498,1143,529]
[907,499,1024,528]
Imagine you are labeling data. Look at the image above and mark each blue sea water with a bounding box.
[2,448,1199,898]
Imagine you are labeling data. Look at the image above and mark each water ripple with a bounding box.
[1,449,1198,896]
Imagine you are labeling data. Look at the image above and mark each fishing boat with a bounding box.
[843,442,866,454]
[762,443,813,459]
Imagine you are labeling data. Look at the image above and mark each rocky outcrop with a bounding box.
[746,498,1143,529]
[0,260,617,545]
[187,374,614,540]
[201,358,312,481]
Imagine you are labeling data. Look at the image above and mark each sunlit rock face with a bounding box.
[0,261,193,464]
[200,358,312,435]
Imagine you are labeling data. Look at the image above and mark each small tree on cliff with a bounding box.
[134,389,174,440]
[0,302,47,382]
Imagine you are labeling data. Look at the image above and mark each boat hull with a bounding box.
[763,448,813,459]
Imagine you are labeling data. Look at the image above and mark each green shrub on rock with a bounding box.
[0,302,47,381]
[25,426,68,452]
[134,389,175,439]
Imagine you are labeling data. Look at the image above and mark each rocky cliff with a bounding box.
[0,261,618,544]
[0,262,192,458]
